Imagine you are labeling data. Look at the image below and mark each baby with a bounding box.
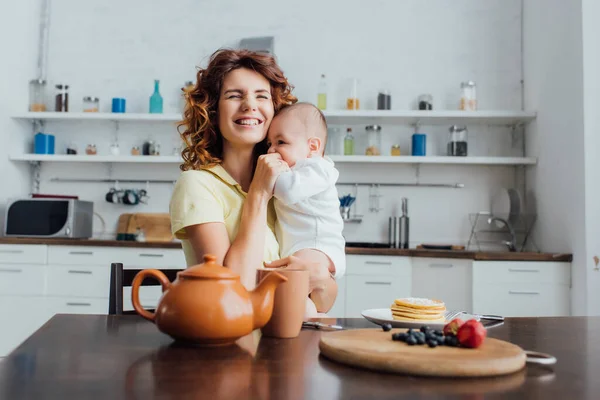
[265,102,346,316]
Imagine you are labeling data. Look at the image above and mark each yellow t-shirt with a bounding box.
[169,165,280,268]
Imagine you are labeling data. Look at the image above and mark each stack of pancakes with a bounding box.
[390,297,446,322]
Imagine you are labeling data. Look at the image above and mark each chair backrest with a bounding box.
[109,262,182,315]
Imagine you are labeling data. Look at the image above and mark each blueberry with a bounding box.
[427,340,438,348]
[407,328,414,335]
[417,335,426,345]
[382,323,392,332]
[446,336,459,347]
[398,333,408,342]
[436,336,446,345]
[420,326,430,333]
[434,330,443,336]
[406,336,417,345]
[391,333,401,341]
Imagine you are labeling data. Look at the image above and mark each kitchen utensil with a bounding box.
[361,308,480,330]
[302,321,344,330]
[126,213,173,242]
[131,254,287,346]
[256,268,310,338]
[444,310,504,322]
[319,328,556,377]
[416,244,466,250]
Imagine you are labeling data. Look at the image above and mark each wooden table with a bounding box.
[0,315,597,399]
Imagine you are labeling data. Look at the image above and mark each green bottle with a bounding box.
[149,79,163,114]
[344,128,354,155]
[317,74,327,110]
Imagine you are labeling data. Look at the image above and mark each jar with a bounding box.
[66,142,78,155]
[447,125,468,156]
[346,78,360,110]
[55,84,69,112]
[365,125,381,156]
[377,90,391,110]
[109,142,120,156]
[343,128,355,155]
[83,96,99,112]
[131,146,141,155]
[391,144,401,156]
[418,94,433,110]
[85,144,97,155]
[325,127,341,155]
[29,79,47,112]
[460,81,477,111]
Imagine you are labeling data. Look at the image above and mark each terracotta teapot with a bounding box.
[131,254,287,346]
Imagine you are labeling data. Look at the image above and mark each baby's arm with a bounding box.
[274,158,338,205]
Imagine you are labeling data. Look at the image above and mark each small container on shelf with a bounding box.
[109,142,120,156]
[131,146,141,155]
[66,142,77,155]
[54,84,69,112]
[346,78,360,110]
[82,96,100,112]
[29,79,47,112]
[418,94,433,110]
[365,125,381,156]
[447,125,468,156]
[85,144,97,155]
[460,81,477,111]
[377,90,391,110]
[391,144,401,156]
[343,128,355,155]
[317,74,327,110]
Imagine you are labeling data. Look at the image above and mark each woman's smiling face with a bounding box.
[218,68,275,149]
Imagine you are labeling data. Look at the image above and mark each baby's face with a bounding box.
[266,113,311,167]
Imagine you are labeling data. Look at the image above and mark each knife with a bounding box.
[302,321,344,330]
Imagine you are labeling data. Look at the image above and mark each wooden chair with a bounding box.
[108,262,182,315]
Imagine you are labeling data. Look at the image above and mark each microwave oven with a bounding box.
[4,198,94,238]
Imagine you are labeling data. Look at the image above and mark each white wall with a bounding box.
[5,0,524,250]
[0,0,38,229]
[582,0,600,315]
[523,0,588,314]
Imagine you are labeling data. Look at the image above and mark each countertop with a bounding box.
[0,314,595,399]
[0,237,573,262]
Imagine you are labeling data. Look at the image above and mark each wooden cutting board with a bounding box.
[128,213,173,242]
[319,328,526,378]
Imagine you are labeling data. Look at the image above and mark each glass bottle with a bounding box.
[54,84,69,112]
[460,81,477,111]
[346,78,360,110]
[149,79,163,114]
[447,125,468,156]
[418,94,433,110]
[181,81,194,110]
[365,125,381,156]
[343,128,355,155]
[29,79,47,112]
[82,96,99,112]
[317,74,327,110]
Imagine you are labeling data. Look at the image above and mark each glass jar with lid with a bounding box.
[460,81,477,111]
[55,84,69,112]
[447,125,468,156]
[83,96,99,112]
[365,125,381,156]
[29,79,47,112]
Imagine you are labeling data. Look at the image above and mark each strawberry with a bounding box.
[457,319,487,348]
[443,318,465,336]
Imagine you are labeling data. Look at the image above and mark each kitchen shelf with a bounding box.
[9,154,537,166]
[12,110,536,126]
[329,156,537,165]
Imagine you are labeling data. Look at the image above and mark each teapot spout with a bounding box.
[250,271,287,330]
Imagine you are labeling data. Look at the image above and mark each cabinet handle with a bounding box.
[365,281,392,285]
[509,291,540,295]
[68,251,94,255]
[508,268,540,273]
[68,270,93,275]
[364,261,392,266]
[66,302,92,307]
[0,249,24,254]
[0,268,23,273]
[429,264,453,268]
[138,253,164,258]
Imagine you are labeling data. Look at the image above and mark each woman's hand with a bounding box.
[263,255,330,294]
[249,153,290,199]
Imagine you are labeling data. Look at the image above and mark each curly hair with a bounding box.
[178,49,298,171]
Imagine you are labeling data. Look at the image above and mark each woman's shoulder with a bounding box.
[176,168,219,186]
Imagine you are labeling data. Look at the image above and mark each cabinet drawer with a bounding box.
[118,248,186,269]
[346,255,411,276]
[411,258,472,312]
[0,264,46,296]
[46,265,110,298]
[473,261,571,285]
[48,246,123,266]
[345,275,411,318]
[123,287,163,312]
[0,244,47,264]
[47,297,108,315]
[473,283,570,317]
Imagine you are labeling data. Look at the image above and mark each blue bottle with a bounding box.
[149,80,163,114]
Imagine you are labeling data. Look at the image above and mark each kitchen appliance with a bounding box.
[4,198,93,238]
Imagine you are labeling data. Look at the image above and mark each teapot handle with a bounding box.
[131,269,171,322]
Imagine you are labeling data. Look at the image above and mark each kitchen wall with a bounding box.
[3,0,525,248]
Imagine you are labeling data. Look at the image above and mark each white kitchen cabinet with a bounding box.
[411,258,472,313]
[472,261,571,317]
[0,296,54,356]
[327,276,346,318]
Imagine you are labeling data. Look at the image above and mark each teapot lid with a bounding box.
[178,254,238,280]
